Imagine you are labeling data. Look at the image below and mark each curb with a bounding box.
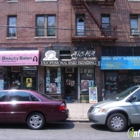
[65,119,90,123]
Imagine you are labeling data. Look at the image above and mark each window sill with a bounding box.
[6,37,17,39]
[130,35,140,38]
[34,36,57,39]
[35,0,57,2]
[7,0,18,3]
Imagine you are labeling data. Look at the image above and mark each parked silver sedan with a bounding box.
[88,86,140,132]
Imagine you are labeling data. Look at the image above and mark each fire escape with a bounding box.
[72,0,118,42]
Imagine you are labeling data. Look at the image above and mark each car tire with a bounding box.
[107,113,127,132]
[27,112,45,130]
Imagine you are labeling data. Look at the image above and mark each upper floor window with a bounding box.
[101,15,110,36]
[7,16,17,37]
[76,15,85,36]
[36,15,56,36]
[130,15,139,36]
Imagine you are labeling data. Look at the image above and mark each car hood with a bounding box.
[90,99,119,108]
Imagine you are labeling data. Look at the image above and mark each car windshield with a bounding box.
[111,86,139,101]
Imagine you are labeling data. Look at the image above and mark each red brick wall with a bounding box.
[0,0,72,46]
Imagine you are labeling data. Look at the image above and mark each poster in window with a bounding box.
[49,83,57,93]
[81,80,89,93]
[89,87,98,104]
[26,78,32,88]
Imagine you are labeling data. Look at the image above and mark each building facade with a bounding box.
[0,0,140,103]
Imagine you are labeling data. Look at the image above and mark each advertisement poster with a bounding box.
[0,79,4,90]
[56,68,61,94]
[49,83,57,93]
[89,87,98,104]
[81,80,89,94]
[26,78,32,88]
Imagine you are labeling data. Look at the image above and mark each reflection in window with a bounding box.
[7,16,17,37]
[9,91,30,101]
[0,91,8,101]
[36,15,56,36]
[76,15,85,36]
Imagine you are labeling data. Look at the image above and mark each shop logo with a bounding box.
[33,56,38,62]
[127,127,140,139]
[43,50,58,61]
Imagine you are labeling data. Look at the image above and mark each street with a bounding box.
[0,121,138,140]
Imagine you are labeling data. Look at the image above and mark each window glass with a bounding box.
[36,15,56,36]
[130,19,138,29]
[76,15,85,36]
[9,91,30,101]
[8,16,17,37]
[47,16,56,36]
[132,89,140,102]
[36,16,45,36]
[101,15,110,36]
[0,91,8,101]
[30,94,39,101]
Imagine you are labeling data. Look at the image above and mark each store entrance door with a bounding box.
[64,67,77,100]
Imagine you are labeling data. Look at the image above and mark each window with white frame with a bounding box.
[130,15,139,36]
[76,15,85,36]
[7,16,17,37]
[36,15,56,36]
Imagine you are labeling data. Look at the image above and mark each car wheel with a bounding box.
[107,113,127,132]
[27,112,45,130]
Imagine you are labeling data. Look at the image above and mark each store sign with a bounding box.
[41,60,97,66]
[101,56,140,70]
[0,50,39,66]
[71,50,96,60]
[41,50,97,66]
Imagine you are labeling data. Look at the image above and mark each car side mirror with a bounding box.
[127,96,137,102]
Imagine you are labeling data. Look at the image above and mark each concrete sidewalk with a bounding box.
[66,103,93,121]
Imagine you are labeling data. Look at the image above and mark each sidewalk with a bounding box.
[66,103,93,122]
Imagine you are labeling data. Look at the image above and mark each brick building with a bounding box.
[0,0,140,103]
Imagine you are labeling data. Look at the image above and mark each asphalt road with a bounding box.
[0,121,139,140]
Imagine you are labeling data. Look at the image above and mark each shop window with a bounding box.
[80,68,94,94]
[46,68,61,94]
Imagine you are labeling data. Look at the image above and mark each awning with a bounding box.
[0,50,39,66]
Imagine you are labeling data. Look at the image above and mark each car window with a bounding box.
[131,90,140,102]
[112,86,139,101]
[30,94,39,101]
[9,91,30,101]
[0,91,8,101]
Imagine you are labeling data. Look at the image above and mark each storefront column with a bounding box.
[78,67,80,102]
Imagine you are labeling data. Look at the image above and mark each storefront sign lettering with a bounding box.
[0,51,39,66]
[71,51,96,60]
[41,60,96,66]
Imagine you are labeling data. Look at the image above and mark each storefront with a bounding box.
[0,50,39,90]
[41,47,97,102]
[101,56,140,99]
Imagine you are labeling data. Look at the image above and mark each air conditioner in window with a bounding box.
[131,29,139,36]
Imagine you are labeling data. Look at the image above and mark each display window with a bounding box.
[45,67,61,94]
[80,68,94,94]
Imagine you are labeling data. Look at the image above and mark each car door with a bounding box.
[4,91,31,122]
[129,89,140,123]
[0,91,8,122]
